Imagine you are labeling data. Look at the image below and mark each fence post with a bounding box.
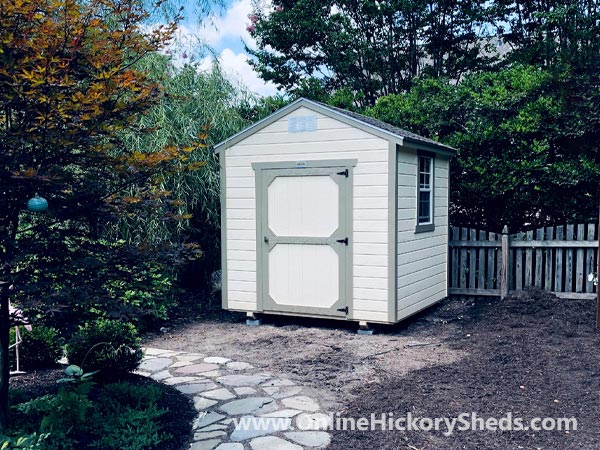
[501,225,509,299]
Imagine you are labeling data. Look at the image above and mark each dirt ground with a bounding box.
[146,305,466,412]
[146,290,600,449]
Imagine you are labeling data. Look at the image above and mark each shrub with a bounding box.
[66,320,142,380]
[10,326,63,370]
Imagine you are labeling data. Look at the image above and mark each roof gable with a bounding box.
[214,98,456,156]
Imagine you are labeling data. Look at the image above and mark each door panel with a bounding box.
[260,166,350,317]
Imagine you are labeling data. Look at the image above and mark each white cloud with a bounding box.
[162,0,279,97]
[201,0,254,49]
[198,49,279,97]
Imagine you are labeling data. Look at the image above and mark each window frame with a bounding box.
[415,151,435,233]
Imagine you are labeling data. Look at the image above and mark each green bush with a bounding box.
[66,320,142,380]
[10,326,63,370]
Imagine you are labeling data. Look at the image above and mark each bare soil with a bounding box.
[147,290,600,449]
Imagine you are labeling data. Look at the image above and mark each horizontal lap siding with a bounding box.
[225,107,389,320]
[396,149,449,318]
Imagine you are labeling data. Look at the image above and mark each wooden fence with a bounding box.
[448,224,599,299]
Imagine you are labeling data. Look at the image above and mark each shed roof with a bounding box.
[214,97,456,156]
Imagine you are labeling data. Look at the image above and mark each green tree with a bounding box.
[0,0,183,428]
[114,56,259,283]
[369,66,600,230]
[247,0,495,106]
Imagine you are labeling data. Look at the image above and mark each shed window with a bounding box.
[416,154,435,233]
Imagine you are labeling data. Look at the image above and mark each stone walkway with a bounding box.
[138,347,332,450]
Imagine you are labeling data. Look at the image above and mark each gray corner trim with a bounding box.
[219,150,228,310]
[345,165,354,321]
[252,159,357,171]
[415,223,436,233]
[255,167,264,312]
[388,142,399,323]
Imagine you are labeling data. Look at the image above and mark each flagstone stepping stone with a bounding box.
[234,387,256,396]
[217,374,271,387]
[229,416,292,441]
[264,386,303,399]
[196,424,228,432]
[139,357,173,372]
[194,397,218,410]
[176,363,219,374]
[200,371,223,378]
[201,388,236,400]
[143,348,165,356]
[190,439,221,450]
[253,401,279,415]
[215,444,243,450]
[226,361,254,371]
[249,436,302,450]
[285,431,331,448]
[204,356,231,364]
[295,413,332,430]
[219,397,274,415]
[194,430,227,441]
[171,361,196,368]
[259,409,302,418]
[163,376,200,385]
[134,370,152,377]
[150,370,172,381]
[194,412,226,430]
[177,382,218,394]
[177,353,205,361]
[281,396,320,412]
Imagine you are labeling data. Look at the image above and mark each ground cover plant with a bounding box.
[3,369,195,450]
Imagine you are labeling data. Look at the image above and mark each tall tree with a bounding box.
[368,66,600,230]
[247,0,494,106]
[0,0,184,428]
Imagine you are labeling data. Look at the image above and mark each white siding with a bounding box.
[225,107,389,321]
[396,149,449,319]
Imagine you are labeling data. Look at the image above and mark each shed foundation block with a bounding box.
[357,321,375,335]
[246,312,263,326]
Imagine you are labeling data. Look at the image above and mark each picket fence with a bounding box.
[448,224,598,299]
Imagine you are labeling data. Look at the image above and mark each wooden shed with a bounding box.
[215,98,456,328]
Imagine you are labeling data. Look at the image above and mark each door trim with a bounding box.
[253,160,354,319]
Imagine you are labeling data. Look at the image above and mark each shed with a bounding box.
[215,98,456,327]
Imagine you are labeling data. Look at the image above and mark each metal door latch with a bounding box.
[337,306,349,314]
[336,237,348,245]
[264,236,269,243]
[336,169,348,177]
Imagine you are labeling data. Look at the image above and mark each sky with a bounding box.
[174,0,279,97]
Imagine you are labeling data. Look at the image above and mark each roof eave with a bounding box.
[213,97,456,157]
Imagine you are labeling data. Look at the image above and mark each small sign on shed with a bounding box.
[215,98,456,326]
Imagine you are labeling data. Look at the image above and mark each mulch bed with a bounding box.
[331,289,600,449]
[9,369,195,450]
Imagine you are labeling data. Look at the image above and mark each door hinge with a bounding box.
[336,169,348,177]
[337,306,349,314]
[336,237,349,245]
